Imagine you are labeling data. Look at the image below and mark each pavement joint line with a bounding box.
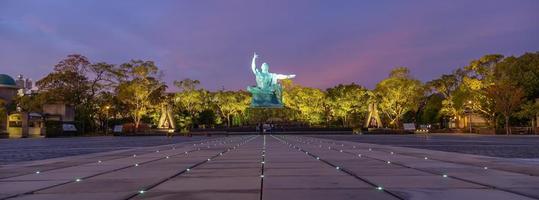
[306,136,538,177]
[0,136,250,200]
[271,135,405,200]
[124,135,259,200]
[292,136,539,200]
[0,137,226,180]
[259,135,266,200]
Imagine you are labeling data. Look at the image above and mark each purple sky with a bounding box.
[1,0,538,91]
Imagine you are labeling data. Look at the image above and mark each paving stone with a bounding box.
[263,188,397,200]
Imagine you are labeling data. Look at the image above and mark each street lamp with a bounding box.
[467,101,472,133]
[105,105,110,134]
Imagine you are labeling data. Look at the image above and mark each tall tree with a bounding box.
[173,79,209,128]
[36,54,118,132]
[485,82,525,134]
[427,71,463,119]
[284,83,327,125]
[375,67,424,128]
[212,91,250,127]
[117,60,165,129]
[460,54,504,127]
[326,83,369,127]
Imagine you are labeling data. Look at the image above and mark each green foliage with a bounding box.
[375,67,424,128]
[35,54,119,132]
[173,79,210,129]
[212,90,250,127]
[427,72,462,118]
[117,60,166,129]
[417,95,443,124]
[485,81,525,134]
[494,52,539,99]
[326,83,369,127]
[284,82,327,125]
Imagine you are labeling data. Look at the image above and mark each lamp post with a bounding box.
[467,101,472,134]
[105,105,110,135]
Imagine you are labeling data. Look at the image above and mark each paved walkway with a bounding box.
[1,135,539,200]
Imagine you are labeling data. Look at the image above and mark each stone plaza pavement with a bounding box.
[1,135,539,200]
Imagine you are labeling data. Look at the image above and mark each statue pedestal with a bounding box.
[248,88,283,108]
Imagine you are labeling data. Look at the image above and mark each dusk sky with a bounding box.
[1,0,538,90]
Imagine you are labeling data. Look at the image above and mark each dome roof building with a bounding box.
[0,74,19,103]
[0,74,17,88]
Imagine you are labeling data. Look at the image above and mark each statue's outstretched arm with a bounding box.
[275,74,296,79]
[251,53,258,74]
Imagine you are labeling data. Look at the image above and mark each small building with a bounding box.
[1,74,46,138]
[6,112,43,138]
[0,74,19,136]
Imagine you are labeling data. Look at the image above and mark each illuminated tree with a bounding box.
[212,90,251,127]
[326,83,369,127]
[284,83,327,125]
[117,60,165,129]
[375,67,424,128]
[460,55,504,127]
[427,72,463,118]
[173,79,210,129]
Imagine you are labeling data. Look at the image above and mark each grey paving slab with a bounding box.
[264,188,395,200]
[132,191,259,200]
[10,192,134,200]
[389,188,537,200]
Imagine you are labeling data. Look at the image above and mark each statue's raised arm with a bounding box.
[251,53,259,74]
